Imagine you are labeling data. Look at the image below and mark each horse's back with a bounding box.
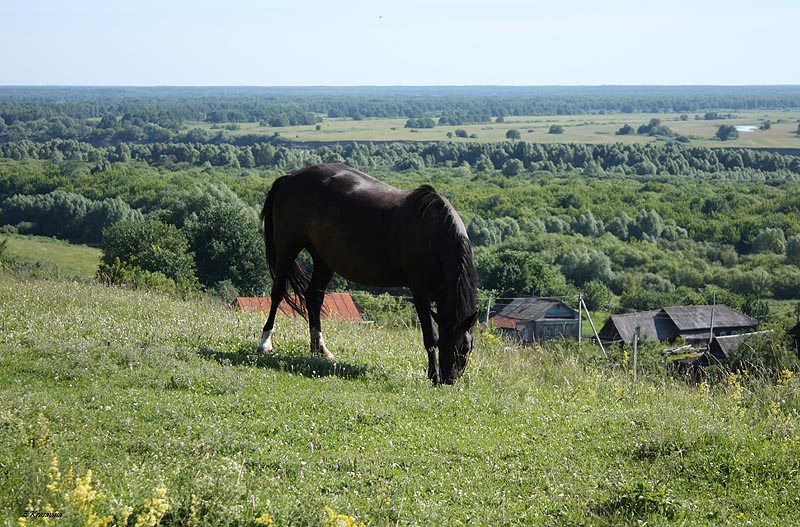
[278,163,400,204]
[268,164,418,285]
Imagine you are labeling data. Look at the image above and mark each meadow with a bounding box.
[0,235,101,279]
[201,109,800,150]
[2,272,799,526]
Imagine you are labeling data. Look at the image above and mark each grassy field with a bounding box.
[1,234,101,279]
[197,110,800,149]
[2,274,799,526]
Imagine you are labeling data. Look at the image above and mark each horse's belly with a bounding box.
[316,245,406,287]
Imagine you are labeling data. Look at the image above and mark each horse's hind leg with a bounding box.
[257,281,283,353]
[306,254,335,360]
[258,245,302,353]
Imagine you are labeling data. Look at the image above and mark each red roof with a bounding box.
[236,292,363,322]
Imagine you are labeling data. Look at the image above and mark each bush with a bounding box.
[185,205,268,295]
[101,219,199,287]
[96,257,183,295]
[715,124,739,141]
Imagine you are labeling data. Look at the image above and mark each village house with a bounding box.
[599,304,759,346]
[490,297,581,344]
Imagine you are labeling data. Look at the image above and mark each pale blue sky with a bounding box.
[1,0,797,86]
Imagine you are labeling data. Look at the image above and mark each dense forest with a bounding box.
[1,87,799,324]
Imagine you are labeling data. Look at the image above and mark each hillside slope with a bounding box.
[1,275,798,526]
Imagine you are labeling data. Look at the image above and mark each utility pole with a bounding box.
[633,326,639,383]
[579,294,607,358]
[578,293,583,344]
[708,292,716,349]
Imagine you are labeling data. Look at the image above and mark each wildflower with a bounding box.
[325,506,366,527]
[778,369,794,387]
[255,512,276,526]
[134,487,170,527]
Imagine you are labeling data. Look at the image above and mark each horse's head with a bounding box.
[437,311,478,384]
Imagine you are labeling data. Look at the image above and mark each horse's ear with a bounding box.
[459,311,479,332]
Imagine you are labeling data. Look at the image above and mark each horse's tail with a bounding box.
[261,176,310,318]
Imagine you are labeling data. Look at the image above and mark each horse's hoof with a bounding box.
[320,350,336,361]
[258,330,274,353]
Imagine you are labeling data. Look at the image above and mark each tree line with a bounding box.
[1,138,799,183]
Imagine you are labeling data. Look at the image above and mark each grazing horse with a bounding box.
[257,163,478,384]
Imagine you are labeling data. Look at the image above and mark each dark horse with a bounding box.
[258,163,478,384]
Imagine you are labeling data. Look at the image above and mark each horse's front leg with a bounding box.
[413,295,440,385]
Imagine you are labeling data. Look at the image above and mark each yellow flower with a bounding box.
[134,487,170,527]
[325,506,366,527]
[255,512,276,526]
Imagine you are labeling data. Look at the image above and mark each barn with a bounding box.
[599,304,759,346]
[490,297,580,343]
[236,292,363,322]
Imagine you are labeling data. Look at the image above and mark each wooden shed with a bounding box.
[599,304,758,346]
[236,292,363,322]
[490,297,580,343]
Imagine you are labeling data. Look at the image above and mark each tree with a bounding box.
[505,129,521,140]
[615,124,635,135]
[477,249,564,297]
[467,216,500,246]
[501,158,524,177]
[185,205,269,295]
[637,119,661,134]
[786,234,800,265]
[582,280,611,311]
[572,211,604,237]
[631,209,664,241]
[751,227,786,254]
[101,219,198,286]
[607,212,632,241]
[548,125,564,134]
[560,248,613,286]
[715,124,739,141]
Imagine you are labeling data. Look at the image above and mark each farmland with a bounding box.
[2,274,799,526]
[196,109,800,151]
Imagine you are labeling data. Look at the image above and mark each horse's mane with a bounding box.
[408,185,478,328]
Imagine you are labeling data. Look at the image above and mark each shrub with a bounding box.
[101,219,198,287]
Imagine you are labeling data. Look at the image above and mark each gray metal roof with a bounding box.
[711,331,772,359]
[605,310,677,344]
[601,304,760,345]
[492,297,577,322]
[662,305,758,331]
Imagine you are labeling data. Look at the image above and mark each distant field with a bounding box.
[194,109,800,150]
[1,235,100,279]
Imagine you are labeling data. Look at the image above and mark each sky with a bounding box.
[1,0,798,86]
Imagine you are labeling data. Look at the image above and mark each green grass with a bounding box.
[191,109,800,150]
[2,274,799,526]
[1,234,101,279]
